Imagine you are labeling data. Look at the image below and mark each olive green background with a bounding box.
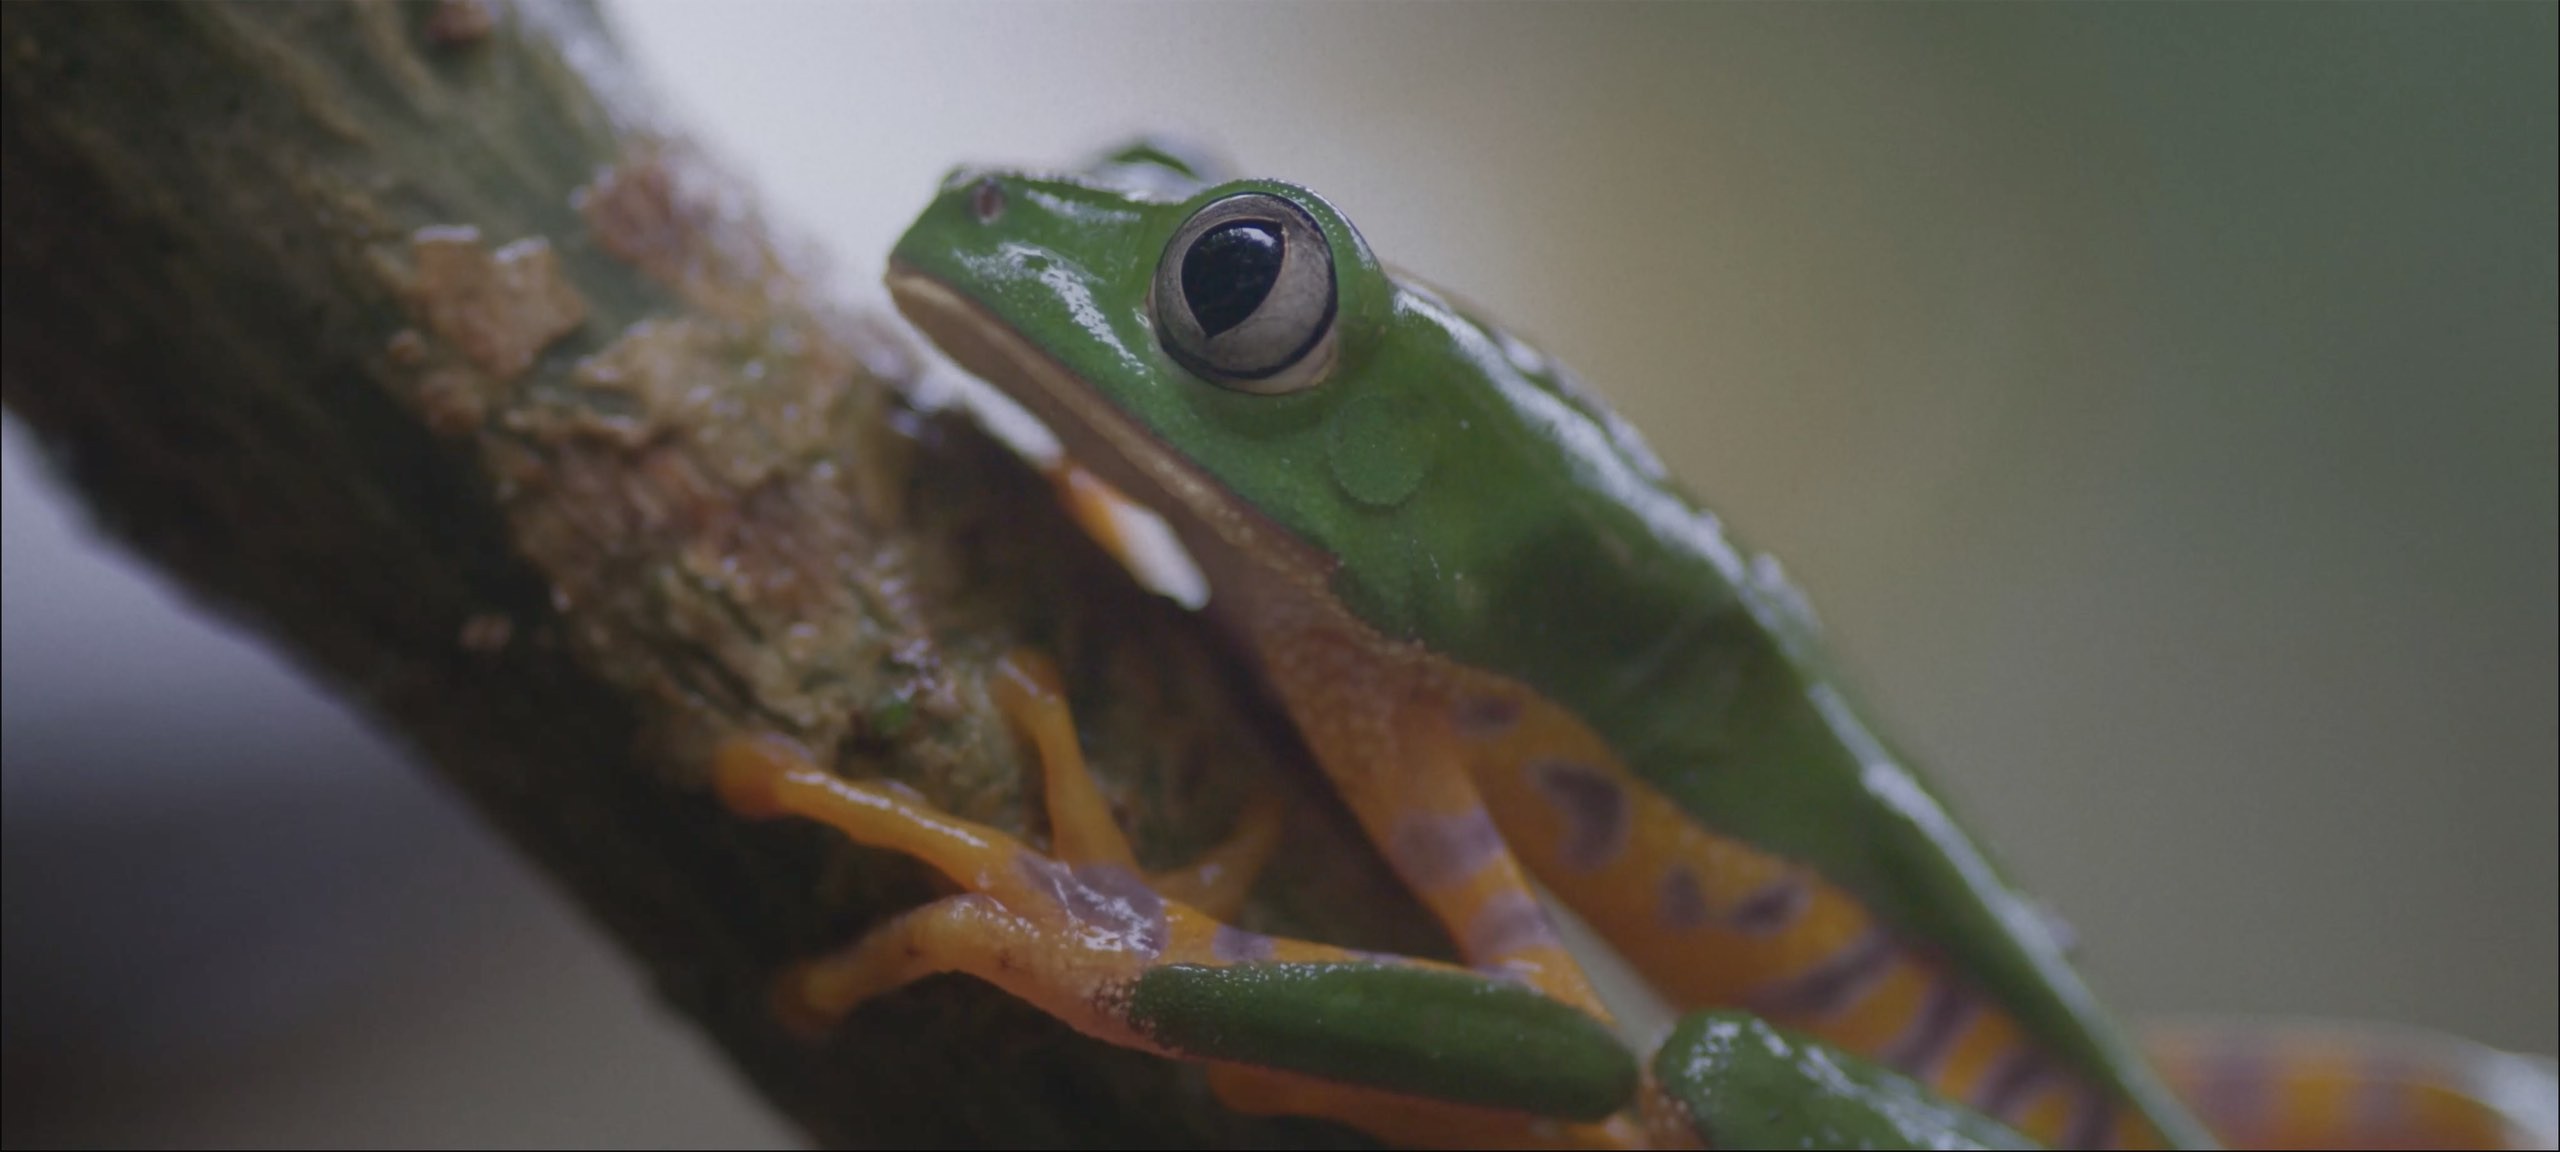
[5,4,2550,1145]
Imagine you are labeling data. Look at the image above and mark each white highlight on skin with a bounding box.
[901,339,1210,610]
[1021,185,1159,224]
[892,273,1276,614]
[1673,1016,1985,1151]
[1079,480,1212,611]
[956,241,1152,381]
[1750,552,1824,637]
[1392,284,1855,696]
[896,272,1336,600]
[2481,1053,2558,1149]
[1809,683,2067,971]
[1395,290,1754,587]
[1535,879,1677,1055]
[915,349,1065,465]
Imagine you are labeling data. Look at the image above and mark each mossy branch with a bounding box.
[0,3,1431,1145]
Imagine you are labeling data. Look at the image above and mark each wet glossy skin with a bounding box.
[885,158,2214,1149]
[1656,1011,2036,1150]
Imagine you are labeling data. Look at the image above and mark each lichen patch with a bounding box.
[415,365,491,435]
[577,153,697,288]
[408,225,588,381]
[496,315,863,495]
[575,147,812,326]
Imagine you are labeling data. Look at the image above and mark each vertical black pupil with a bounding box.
[1181,221,1284,338]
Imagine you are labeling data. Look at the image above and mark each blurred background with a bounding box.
[5,4,2552,1146]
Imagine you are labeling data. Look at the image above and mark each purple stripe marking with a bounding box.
[1211,924,1275,964]
[1657,868,1714,932]
[1452,693,1523,737]
[1463,890,1561,961]
[1016,855,1167,959]
[1526,758,1630,872]
[1727,874,1811,936]
[1747,927,1897,1021]
[1877,976,1974,1081]
[1387,807,1505,891]
[1974,1049,2055,1121]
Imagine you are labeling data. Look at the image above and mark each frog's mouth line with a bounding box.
[885,264,1342,620]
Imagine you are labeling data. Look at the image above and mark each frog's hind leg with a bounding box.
[2146,1020,2560,1150]
[717,727,1305,1059]
[714,655,1641,1147]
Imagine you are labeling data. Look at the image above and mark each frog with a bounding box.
[708,143,2555,1150]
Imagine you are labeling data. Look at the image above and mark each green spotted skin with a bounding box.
[1656,1011,2038,1151]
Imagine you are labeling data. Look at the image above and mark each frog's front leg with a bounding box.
[714,650,1641,1148]
[983,647,1282,920]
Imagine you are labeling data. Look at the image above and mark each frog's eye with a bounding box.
[1152,192,1337,394]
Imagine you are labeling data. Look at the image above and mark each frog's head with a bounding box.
[889,167,1703,646]
[889,167,1396,434]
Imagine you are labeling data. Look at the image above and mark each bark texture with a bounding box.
[0,3,1435,1144]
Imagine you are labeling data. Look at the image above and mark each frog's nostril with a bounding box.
[970,177,1005,224]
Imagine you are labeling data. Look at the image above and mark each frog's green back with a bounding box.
[888,166,2209,1148]
[1313,277,2208,1147]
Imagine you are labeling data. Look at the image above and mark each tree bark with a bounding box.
[0,3,1432,1145]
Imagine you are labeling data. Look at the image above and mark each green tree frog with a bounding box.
[709,145,2556,1150]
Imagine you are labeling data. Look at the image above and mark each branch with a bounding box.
[0,3,1432,1144]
